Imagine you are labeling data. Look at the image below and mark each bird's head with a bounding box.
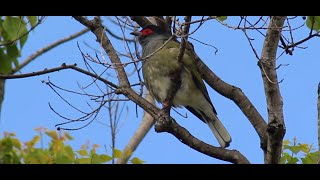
[130,25,171,46]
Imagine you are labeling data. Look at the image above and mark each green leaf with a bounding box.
[25,135,40,148]
[64,132,74,140]
[287,157,299,164]
[19,27,28,48]
[0,49,11,74]
[299,143,310,153]
[1,138,14,151]
[288,145,302,154]
[91,154,113,164]
[98,154,113,163]
[216,16,227,21]
[306,16,320,32]
[45,130,58,140]
[27,16,37,27]
[3,16,21,41]
[55,153,73,164]
[283,145,290,150]
[77,149,88,156]
[78,158,91,164]
[12,58,19,69]
[11,138,21,149]
[283,140,290,146]
[279,155,287,164]
[302,151,320,164]
[2,16,28,48]
[301,156,314,164]
[131,157,144,164]
[280,152,291,164]
[7,44,20,58]
[25,149,51,164]
[90,148,96,156]
[112,148,122,158]
[64,146,75,161]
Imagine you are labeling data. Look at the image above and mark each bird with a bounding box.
[130,25,231,148]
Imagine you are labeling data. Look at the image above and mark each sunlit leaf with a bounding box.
[45,130,58,140]
[112,148,122,158]
[302,151,320,164]
[216,16,227,21]
[98,154,113,163]
[280,152,291,164]
[64,146,75,161]
[55,153,73,164]
[131,157,144,164]
[78,158,91,164]
[90,148,96,155]
[92,154,113,164]
[64,132,74,140]
[279,155,287,164]
[287,157,299,164]
[25,135,40,148]
[11,138,21,149]
[288,146,302,155]
[283,140,290,146]
[51,139,64,153]
[299,143,310,153]
[77,149,88,156]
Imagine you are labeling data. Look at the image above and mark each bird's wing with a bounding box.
[183,50,217,115]
[163,40,217,115]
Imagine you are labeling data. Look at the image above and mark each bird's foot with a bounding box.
[155,110,172,133]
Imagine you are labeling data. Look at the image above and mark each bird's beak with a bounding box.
[130,31,142,37]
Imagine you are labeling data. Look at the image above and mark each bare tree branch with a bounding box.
[116,17,162,164]
[259,16,286,164]
[11,28,90,74]
[155,114,250,164]
[72,16,130,87]
[129,16,153,27]
[153,16,171,34]
[192,53,268,149]
[116,91,156,164]
[0,63,118,89]
[73,16,249,164]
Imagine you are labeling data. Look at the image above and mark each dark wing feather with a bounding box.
[185,106,206,124]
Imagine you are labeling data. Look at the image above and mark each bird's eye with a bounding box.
[141,28,153,36]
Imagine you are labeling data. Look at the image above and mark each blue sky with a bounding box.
[1,16,319,164]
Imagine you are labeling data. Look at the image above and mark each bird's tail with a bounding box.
[205,114,232,148]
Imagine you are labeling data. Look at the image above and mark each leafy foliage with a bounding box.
[0,127,144,164]
[216,16,227,21]
[306,16,320,32]
[280,137,319,164]
[0,16,38,74]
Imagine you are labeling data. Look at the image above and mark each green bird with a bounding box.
[131,25,231,148]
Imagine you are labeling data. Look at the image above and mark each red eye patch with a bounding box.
[141,28,153,36]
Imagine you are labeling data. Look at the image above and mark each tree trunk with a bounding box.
[259,16,286,164]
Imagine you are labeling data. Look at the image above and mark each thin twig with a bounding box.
[12,28,90,74]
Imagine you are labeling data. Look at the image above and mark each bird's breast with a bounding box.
[143,60,174,103]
